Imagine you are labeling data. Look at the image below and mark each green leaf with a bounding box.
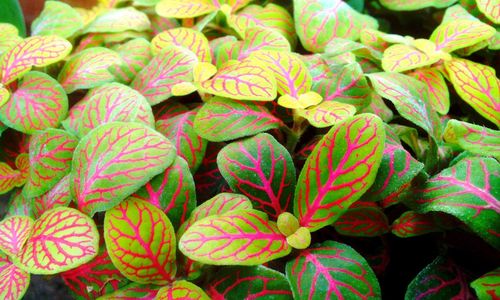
[0,253,30,300]
[408,68,450,115]
[333,202,389,237]
[391,211,441,238]
[109,38,152,84]
[83,7,150,34]
[31,1,84,38]
[0,0,26,37]
[471,268,500,300]
[380,0,457,11]
[151,27,211,62]
[156,280,210,300]
[431,19,495,53]
[0,216,34,257]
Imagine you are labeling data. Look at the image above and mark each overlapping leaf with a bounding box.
[409,68,449,115]
[431,19,495,53]
[83,7,150,33]
[0,253,30,300]
[298,101,356,128]
[98,282,159,299]
[391,211,441,238]
[71,122,176,215]
[0,24,22,55]
[156,280,210,300]
[471,268,500,300]
[294,114,385,231]
[333,203,389,237]
[32,174,72,218]
[443,119,500,159]
[0,71,68,134]
[381,43,442,73]
[109,38,152,84]
[151,28,211,62]
[0,162,21,195]
[155,0,218,18]
[0,216,34,257]
[104,198,177,284]
[31,1,84,38]
[379,0,457,11]
[5,189,33,218]
[238,26,290,60]
[477,0,500,23]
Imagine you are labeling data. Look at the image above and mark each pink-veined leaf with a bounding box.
[153,101,189,121]
[443,119,500,159]
[444,58,500,127]
[61,243,129,300]
[0,71,68,134]
[379,0,457,11]
[333,203,389,237]
[193,142,231,201]
[359,92,394,123]
[83,7,150,34]
[0,24,22,56]
[391,211,441,238]
[199,58,277,101]
[13,154,28,187]
[286,240,381,299]
[58,47,123,93]
[294,0,378,53]
[14,207,99,274]
[360,28,408,52]
[0,35,72,85]
[298,101,356,128]
[31,1,84,38]
[156,280,210,300]
[109,38,153,84]
[24,129,77,198]
[476,0,500,23]
[151,28,211,62]
[156,111,207,172]
[210,36,241,68]
[0,87,9,108]
[0,216,34,257]
[131,45,197,105]
[471,268,500,300]
[408,68,450,115]
[155,0,218,18]
[238,26,290,60]
[294,114,385,232]
[98,282,159,299]
[32,174,72,218]
[217,133,295,219]
[104,198,177,284]
[431,19,495,53]
[5,189,34,218]
[381,43,441,73]
[405,257,474,299]
[194,97,282,142]
[413,156,500,249]
[0,253,30,300]
[179,209,290,265]
[0,162,21,195]
[131,156,196,230]
[205,265,293,299]
[71,122,176,216]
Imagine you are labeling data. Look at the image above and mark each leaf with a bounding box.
[477,0,500,23]
[150,15,179,36]
[294,0,378,52]
[13,154,28,186]
[205,265,293,299]
[471,268,500,300]
[381,43,441,73]
[151,28,211,62]
[83,7,150,33]
[391,211,441,238]
[131,156,196,230]
[71,122,176,216]
[0,162,21,195]
[156,111,207,172]
[155,0,218,18]
[199,58,277,101]
[380,0,457,10]
[0,253,30,300]
[0,71,68,134]
[297,101,356,128]
[156,280,210,300]
[61,244,129,300]
[413,157,500,249]
[0,216,34,257]
[368,72,440,138]
[98,282,159,299]
[0,35,72,85]
[286,240,381,299]
[238,26,291,60]
[405,257,473,300]
[131,45,197,105]
[104,198,177,284]
[179,209,290,265]
[5,189,34,218]
[294,114,385,232]
[408,68,450,115]
[444,58,500,127]
[217,133,295,219]
[109,38,153,84]
[24,129,77,198]
[14,207,99,274]
[443,119,500,159]
[431,19,495,53]
[58,47,123,93]
[193,142,230,201]
[333,203,389,237]
[194,97,282,142]
[32,174,72,219]
[0,0,26,37]
[0,24,22,56]
[31,1,84,38]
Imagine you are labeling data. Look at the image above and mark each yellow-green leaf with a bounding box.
[155,0,217,18]
[298,101,356,128]
[151,28,211,62]
[430,19,495,53]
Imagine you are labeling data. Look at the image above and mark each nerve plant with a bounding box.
[0,0,498,299]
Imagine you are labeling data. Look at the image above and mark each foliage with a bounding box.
[0,0,499,299]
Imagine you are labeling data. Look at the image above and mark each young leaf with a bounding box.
[32,174,72,218]
[0,162,21,195]
[470,268,500,300]
[0,35,72,85]
[71,122,176,215]
[413,157,500,249]
[294,0,378,52]
[156,111,207,172]
[217,133,295,219]
[0,71,68,134]
[151,28,211,62]
[179,209,291,265]
[294,114,385,231]
[391,211,441,238]
[104,198,177,284]
[431,19,495,53]
[408,68,450,115]
[0,253,30,300]
[155,0,218,18]
[0,216,34,257]
[131,45,198,105]
[443,119,500,159]
[405,257,473,299]
[14,207,99,274]
[380,0,457,10]
[194,97,282,142]
[205,265,293,299]
[24,129,77,198]
[109,38,152,84]
[333,203,390,237]
[444,58,500,127]
[58,47,123,93]
[286,240,381,299]
[297,101,356,128]
[31,1,84,38]
[83,7,150,34]
[156,280,210,300]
